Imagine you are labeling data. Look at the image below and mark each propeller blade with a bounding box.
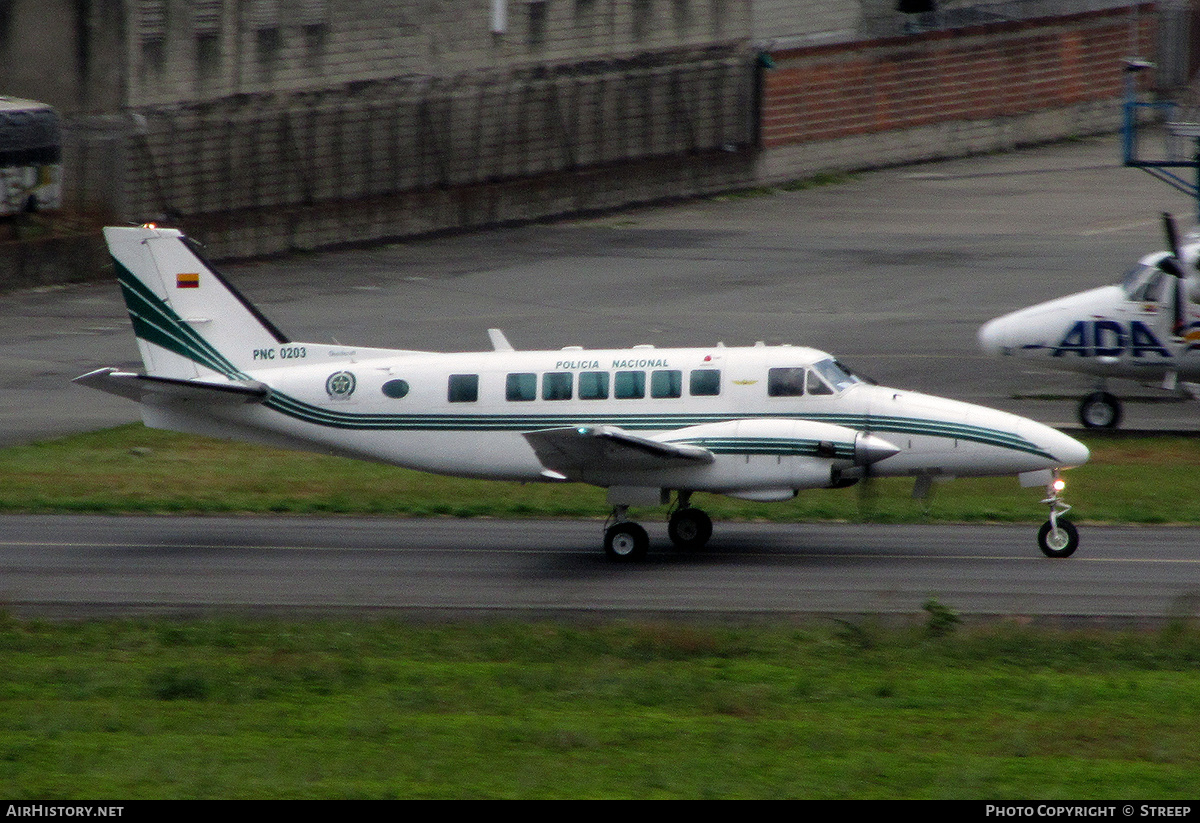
[1161,213,1189,334]
[1158,255,1184,278]
[1176,276,1186,336]
[1164,212,1182,261]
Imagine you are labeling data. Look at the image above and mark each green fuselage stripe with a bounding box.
[117,259,1056,462]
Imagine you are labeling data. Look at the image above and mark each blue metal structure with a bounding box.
[1122,60,1200,219]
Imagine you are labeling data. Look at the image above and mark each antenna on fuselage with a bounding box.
[488,329,515,351]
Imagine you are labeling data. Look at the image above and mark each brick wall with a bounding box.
[758,6,1156,180]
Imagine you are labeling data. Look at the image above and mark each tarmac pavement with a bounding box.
[2,132,1196,447]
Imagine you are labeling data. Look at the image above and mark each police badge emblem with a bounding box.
[325,370,356,399]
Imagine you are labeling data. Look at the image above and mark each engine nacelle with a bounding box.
[656,418,898,493]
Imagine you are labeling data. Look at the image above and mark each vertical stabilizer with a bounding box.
[105,226,290,379]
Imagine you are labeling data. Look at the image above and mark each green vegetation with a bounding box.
[0,424,1197,523]
[0,617,1198,799]
[3,430,1199,798]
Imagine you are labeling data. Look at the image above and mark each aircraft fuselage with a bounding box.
[134,342,1087,493]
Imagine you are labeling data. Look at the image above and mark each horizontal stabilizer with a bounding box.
[73,368,269,405]
[523,425,714,479]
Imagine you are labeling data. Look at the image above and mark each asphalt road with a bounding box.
[5,132,1200,446]
[1,515,1196,622]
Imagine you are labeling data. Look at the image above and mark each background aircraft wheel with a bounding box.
[1078,392,1121,429]
[1037,519,1079,558]
[604,522,649,561]
[668,508,713,551]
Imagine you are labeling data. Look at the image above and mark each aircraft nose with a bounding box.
[977,315,1012,357]
[1056,431,1090,468]
[1029,422,1090,468]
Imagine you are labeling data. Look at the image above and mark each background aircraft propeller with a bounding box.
[1160,212,1188,336]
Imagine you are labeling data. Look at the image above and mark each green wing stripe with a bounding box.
[670,437,857,459]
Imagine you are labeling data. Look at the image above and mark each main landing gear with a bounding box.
[603,492,713,561]
[1037,472,1079,558]
[1078,390,1121,430]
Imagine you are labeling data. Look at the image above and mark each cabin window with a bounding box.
[811,358,860,392]
[447,374,478,402]
[1133,271,1166,303]
[1120,264,1155,296]
[650,369,682,398]
[578,371,609,399]
[506,372,537,401]
[805,369,833,395]
[689,369,720,396]
[381,379,409,399]
[614,370,645,399]
[542,371,573,400]
[768,367,805,397]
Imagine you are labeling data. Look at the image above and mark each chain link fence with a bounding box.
[56,49,755,256]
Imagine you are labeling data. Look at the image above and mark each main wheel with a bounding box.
[668,508,713,551]
[1037,518,1079,558]
[604,522,649,561]
[1079,391,1121,429]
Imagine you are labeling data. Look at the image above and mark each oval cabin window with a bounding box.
[382,379,410,399]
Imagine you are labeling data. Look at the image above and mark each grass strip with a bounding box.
[1,616,1198,799]
[0,424,1195,523]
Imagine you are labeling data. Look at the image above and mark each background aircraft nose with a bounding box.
[977,316,1011,356]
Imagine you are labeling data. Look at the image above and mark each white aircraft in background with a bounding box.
[77,225,1090,559]
[979,213,1200,429]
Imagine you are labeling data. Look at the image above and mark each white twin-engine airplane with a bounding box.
[77,225,1091,560]
[980,214,1200,430]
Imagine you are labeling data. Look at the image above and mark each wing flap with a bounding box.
[523,425,714,479]
[73,368,269,405]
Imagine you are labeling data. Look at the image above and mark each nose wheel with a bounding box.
[1037,473,1079,558]
[1038,519,1079,557]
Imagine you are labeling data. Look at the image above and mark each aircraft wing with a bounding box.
[73,368,269,405]
[522,425,714,480]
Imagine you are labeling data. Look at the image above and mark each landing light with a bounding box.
[1053,478,1066,493]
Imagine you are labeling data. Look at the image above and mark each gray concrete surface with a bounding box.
[2,515,1197,620]
[2,133,1195,446]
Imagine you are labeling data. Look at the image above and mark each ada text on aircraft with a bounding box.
[980,213,1200,429]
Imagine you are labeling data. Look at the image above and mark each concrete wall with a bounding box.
[0,1,1172,270]
[17,0,747,111]
[121,49,758,256]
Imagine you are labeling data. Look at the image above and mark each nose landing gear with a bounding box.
[1037,472,1079,558]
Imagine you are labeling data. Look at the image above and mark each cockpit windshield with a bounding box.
[811,358,861,392]
[1121,263,1166,302]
